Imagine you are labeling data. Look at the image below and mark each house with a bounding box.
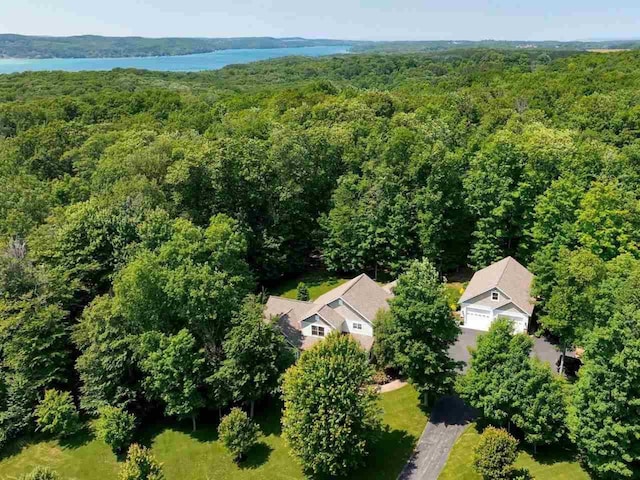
[265,274,394,352]
[458,256,535,334]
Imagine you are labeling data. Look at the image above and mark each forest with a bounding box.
[0,34,355,59]
[2,34,639,59]
[0,48,639,478]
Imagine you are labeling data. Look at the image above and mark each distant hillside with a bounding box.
[352,39,640,53]
[2,34,639,59]
[0,34,358,59]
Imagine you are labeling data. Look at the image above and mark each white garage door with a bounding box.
[500,315,528,334]
[464,309,492,331]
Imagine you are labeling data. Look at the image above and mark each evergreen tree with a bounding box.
[295,282,310,301]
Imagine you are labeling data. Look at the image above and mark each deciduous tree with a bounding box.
[388,258,460,405]
[138,329,205,431]
[213,298,294,417]
[218,408,259,462]
[281,332,381,476]
[35,389,80,437]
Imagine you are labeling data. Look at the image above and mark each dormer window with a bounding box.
[312,325,325,337]
[491,291,500,301]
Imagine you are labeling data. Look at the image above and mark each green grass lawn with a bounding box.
[0,385,427,480]
[439,424,591,480]
[269,271,350,301]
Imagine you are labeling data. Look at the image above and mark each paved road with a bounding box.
[397,396,476,480]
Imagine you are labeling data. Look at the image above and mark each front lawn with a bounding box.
[0,385,427,480]
[268,271,349,301]
[439,424,591,480]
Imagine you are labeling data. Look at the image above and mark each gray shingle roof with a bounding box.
[309,273,391,322]
[265,273,392,351]
[459,256,535,315]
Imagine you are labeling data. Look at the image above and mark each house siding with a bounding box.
[330,300,374,336]
[463,289,508,308]
[300,315,334,338]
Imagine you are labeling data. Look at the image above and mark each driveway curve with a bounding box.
[397,395,476,480]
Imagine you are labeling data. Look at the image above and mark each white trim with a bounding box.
[459,286,511,306]
[339,297,375,324]
[460,302,493,312]
[301,313,334,329]
[493,301,530,317]
[311,325,326,337]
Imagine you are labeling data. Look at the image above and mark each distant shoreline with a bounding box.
[0,45,352,61]
[0,34,359,60]
[0,45,352,74]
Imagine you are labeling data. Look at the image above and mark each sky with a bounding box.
[1,0,639,42]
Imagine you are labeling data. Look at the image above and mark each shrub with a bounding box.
[35,389,81,437]
[119,443,164,480]
[95,406,136,453]
[371,369,391,385]
[18,466,60,480]
[218,407,259,462]
[473,427,519,480]
[510,468,533,480]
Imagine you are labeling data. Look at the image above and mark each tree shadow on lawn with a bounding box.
[0,435,42,462]
[58,426,96,450]
[136,417,219,450]
[0,426,96,462]
[136,400,283,450]
[239,442,273,469]
[349,427,418,480]
[523,440,582,467]
[253,401,283,437]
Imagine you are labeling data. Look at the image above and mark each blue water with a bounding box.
[0,45,350,74]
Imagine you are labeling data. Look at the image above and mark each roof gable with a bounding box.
[459,257,535,315]
[306,273,391,323]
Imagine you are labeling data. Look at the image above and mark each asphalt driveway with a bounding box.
[397,396,476,480]
[397,328,572,480]
[449,327,572,372]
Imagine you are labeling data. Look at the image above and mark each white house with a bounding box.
[458,256,535,334]
[265,274,395,352]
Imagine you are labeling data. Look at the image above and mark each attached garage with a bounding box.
[458,257,535,334]
[463,308,492,331]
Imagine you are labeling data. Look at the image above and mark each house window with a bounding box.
[491,291,499,301]
[353,322,363,331]
[311,325,325,337]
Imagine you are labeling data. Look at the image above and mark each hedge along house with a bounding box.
[458,256,535,334]
[264,274,395,353]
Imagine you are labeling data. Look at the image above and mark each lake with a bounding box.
[0,45,350,74]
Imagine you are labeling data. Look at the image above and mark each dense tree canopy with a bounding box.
[0,48,639,474]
